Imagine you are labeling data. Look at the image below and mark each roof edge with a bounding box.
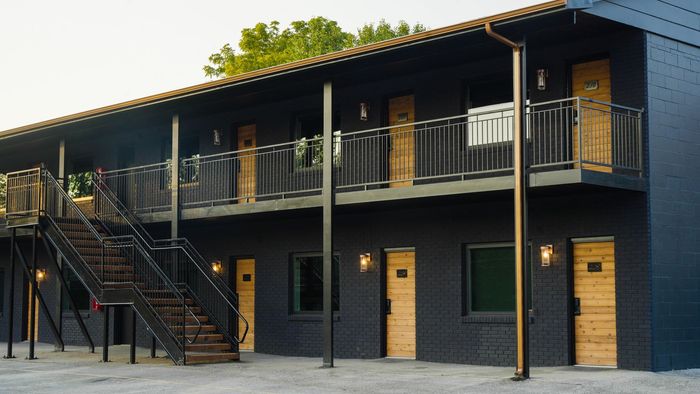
[0,0,566,139]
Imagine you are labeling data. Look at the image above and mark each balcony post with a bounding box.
[55,137,66,349]
[171,114,180,239]
[322,80,334,368]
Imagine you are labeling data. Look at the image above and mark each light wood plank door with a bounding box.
[573,240,617,366]
[388,95,415,188]
[237,124,257,203]
[386,250,416,358]
[236,258,255,351]
[572,58,613,173]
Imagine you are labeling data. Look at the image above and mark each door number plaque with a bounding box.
[242,274,252,282]
[396,269,408,278]
[587,262,602,272]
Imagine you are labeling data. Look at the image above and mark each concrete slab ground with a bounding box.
[1,342,699,393]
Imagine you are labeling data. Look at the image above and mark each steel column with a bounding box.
[171,114,180,239]
[4,229,16,359]
[322,80,334,368]
[151,336,156,358]
[102,305,110,362]
[55,137,66,347]
[28,226,38,360]
[130,308,137,364]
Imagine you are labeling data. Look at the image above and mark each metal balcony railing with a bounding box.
[100,97,643,213]
[101,162,172,214]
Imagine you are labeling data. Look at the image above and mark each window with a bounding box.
[68,159,93,198]
[464,76,529,146]
[162,135,201,183]
[291,254,339,313]
[292,111,341,169]
[0,269,4,318]
[62,268,91,311]
[464,244,532,314]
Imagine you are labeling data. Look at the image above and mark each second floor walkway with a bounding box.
[99,97,645,223]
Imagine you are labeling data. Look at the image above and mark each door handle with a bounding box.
[573,297,581,316]
[386,299,392,314]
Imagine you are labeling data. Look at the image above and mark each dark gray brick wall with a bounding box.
[646,33,700,371]
[181,188,650,369]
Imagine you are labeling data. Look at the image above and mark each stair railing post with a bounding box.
[4,228,16,359]
[151,336,156,358]
[182,297,186,365]
[101,243,105,282]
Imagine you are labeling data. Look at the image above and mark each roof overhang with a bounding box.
[0,0,567,140]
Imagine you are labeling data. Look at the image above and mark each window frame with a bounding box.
[288,252,340,315]
[463,242,533,316]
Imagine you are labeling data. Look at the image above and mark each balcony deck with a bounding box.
[1,97,645,231]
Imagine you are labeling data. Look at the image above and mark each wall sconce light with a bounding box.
[213,129,222,146]
[360,102,370,121]
[36,269,47,282]
[360,253,373,273]
[540,245,553,267]
[537,68,548,91]
[211,260,222,274]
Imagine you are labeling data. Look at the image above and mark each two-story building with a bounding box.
[1,0,699,370]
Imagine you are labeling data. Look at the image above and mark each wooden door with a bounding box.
[573,240,617,366]
[27,283,39,341]
[386,250,416,358]
[237,124,257,203]
[388,95,415,187]
[236,258,255,351]
[572,58,612,173]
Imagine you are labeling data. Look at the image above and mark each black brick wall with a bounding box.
[180,188,650,369]
[646,33,700,371]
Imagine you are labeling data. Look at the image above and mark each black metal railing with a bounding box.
[4,168,197,364]
[92,173,249,346]
[101,96,643,209]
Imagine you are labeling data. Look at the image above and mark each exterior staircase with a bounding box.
[5,168,247,365]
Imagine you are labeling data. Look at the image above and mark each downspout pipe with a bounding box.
[485,22,530,381]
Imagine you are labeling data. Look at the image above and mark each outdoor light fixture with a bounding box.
[537,68,548,91]
[540,245,553,267]
[211,260,222,274]
[213,129,222,146]
[360,253,372,273]
[36,269,47,282]
[360,102,369,121]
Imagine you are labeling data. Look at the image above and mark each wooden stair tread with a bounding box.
[185,343,231,351]
[185,352,239,364]
[180,333,223,342]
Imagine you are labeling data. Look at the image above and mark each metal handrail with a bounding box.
[92,173,249,344]
[99,95,643,210]
[37,169,197,359]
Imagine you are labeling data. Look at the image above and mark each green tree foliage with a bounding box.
[204,17,426,78]
[354,19,426,46]
[68,172,93,198]
[0,173,6,210]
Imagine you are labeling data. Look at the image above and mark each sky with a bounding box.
[0,0,543,131]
